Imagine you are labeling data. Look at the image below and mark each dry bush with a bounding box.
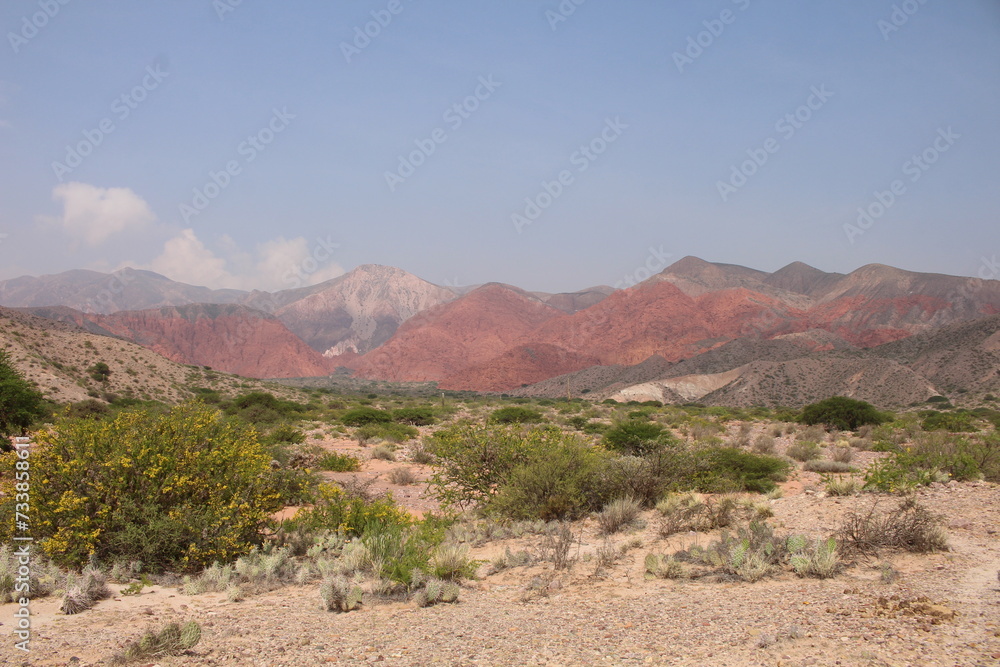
[371,445,396,461]
[824,475,862,496]
[596,496,642,535]
[798,425,828,442]
[656,493,750,537]
[109,621,202,664]
[61,567,110,615]
[837,498,948,556]
[539,522,576,570]
[753,434,776,454]
[387,467,418,485]
[803,460,853,474]
[787,441,822,462]
[831,445,854,463]
[408,441,435,464]
[645,553,687,579]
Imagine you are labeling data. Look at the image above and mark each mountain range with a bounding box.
[2,257,998,407]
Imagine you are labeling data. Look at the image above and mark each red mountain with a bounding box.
[27,304,335,379]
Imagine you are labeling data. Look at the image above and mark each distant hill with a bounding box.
[4,257,999,402]
[0,307,295,404]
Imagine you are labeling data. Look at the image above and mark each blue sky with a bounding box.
[1,0,998,293]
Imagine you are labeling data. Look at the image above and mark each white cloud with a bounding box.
[145,228,343,291]
[48,182,154,245]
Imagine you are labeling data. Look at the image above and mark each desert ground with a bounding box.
[4,425,1000,667]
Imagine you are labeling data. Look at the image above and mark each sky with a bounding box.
[0,0,998,293]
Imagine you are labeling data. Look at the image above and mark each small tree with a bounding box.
[799,396,888,431]
[87,361,111,383]
[0,349,46,440]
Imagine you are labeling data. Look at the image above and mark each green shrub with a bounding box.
[921,411,978,433]
[356,422,418,444]
[0,349,47,437]
[799,397,889,431]
[0,403,281,571]
[392,407,437,426]
[317,452,362,472]
[488,435,610,521]
[263,423,306,445]
[602,421,673,456]
[282,484,413,538]
[341,407,393,426]
[489,406,545,424]
[687,447,790,494]
[226,392,306,425]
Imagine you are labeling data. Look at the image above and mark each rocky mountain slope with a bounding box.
[0,307,293,403]
[26,304,335,379]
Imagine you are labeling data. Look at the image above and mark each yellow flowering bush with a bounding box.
[0,402,281,571]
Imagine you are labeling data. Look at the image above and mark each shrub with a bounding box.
[262,423,306,445]
[863,456,934,493]
[837,498,948,556]
[687,447,790,494]
[429,543,479,581]
[110,621,202,664]
[408,441,435,464]
[0,545,59,602]
[489,406,544,424]
[61,566,110,614]
[371,444,396,461]
[824,475,861,496]
[282,484,413,538]
[226,392,306,425]
[488,435,610,521]
[921,411,978,433]
[596,496,642,535]
[341,407,392,426]
[831,445,854,463]
[803,460,854,474]
[387,467,418,485]
[356,422,418,444]
[602,453,675,507]
[752,434,776,454]
[787,441,822,462]
[317,451,362,472]
[602,421,673,456]
[0,403,281,571]
[392,407,437,426]
[656,493,753,536]
[320,576,363,612]
[0,349,47,437]
[799,397,889,431]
